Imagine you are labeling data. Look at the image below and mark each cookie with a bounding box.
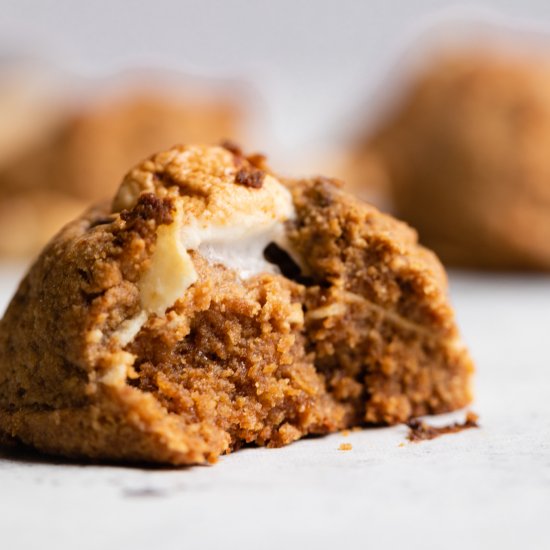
[0,144,473,465]
[364,52,550,269]
[0,93,243,257]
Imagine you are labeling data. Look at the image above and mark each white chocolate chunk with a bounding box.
[139,211,198,316]
[118,146,298,317]
[194,221,287,279]
[306,302,347,320]
[112,311,148,347]
[100,351,136,387]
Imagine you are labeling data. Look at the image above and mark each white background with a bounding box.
[1,2,550,549]
[3,1,550,152]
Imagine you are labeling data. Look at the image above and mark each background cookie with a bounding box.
[0,76,246,258]
[362,51,550,270]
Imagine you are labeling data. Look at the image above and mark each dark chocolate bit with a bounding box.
[115,194,175,246]
[235,167,265,189]
[263,242,314,286]
[407,411,479,442]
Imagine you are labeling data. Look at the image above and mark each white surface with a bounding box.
[0,264,549,550]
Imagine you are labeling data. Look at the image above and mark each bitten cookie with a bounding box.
[0,144,473,465]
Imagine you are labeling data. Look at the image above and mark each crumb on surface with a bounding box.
[341,429,350,437]
[407,411,479,443]
[339,443,353,451]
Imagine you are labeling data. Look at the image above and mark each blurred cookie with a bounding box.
[0,88,244,257]
[364,52,550,269]
[0,189,86,257]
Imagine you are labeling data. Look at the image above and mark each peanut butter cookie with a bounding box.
[0,144,473,465]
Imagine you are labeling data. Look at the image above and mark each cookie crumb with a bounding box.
[339,443,352,451]
[407,411,479,442]
[341,429,350,437]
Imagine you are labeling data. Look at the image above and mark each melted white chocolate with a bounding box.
[126,148,296,317]
[139,211,198,316]
[109,144,299,361]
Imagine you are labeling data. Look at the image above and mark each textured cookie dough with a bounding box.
[364,52,550,269]
[0,144,473,465]
[0,93,242,258]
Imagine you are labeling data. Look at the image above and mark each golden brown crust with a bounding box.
[0,145,473,465]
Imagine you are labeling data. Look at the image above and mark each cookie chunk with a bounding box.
[288,178,472,423]
[0,144,473,465]
[364,52,550,269]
